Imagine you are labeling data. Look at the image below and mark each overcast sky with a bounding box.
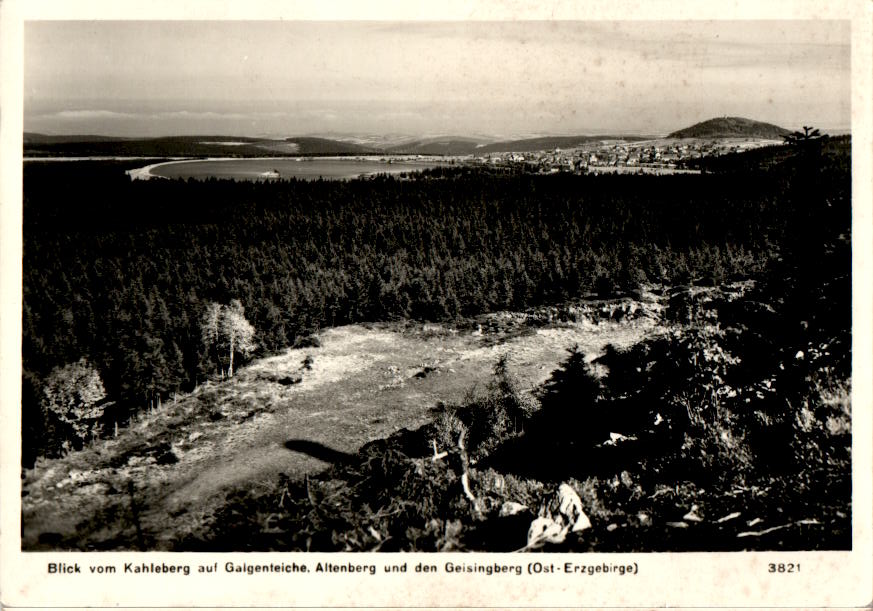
[24,20,850,138]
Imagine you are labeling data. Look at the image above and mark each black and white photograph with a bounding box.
[2,0,872,608]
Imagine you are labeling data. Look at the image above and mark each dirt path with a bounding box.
[22,314,661,549]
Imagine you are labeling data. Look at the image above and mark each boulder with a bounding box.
[526,483,592,548]
[544,483,592,533]
[682,504,703,522]
[527,517,567,547]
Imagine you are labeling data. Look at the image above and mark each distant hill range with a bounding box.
[282,137,377,155]
[23,133,129,145]
[668,117,790,140]
[386,136,489,156]
[387,134,655,156]
[23,134,378,158]
[25,117,792,158]
[25,132,656,158]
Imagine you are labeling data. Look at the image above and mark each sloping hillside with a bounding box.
[668,117,790,139]
[389,135,653,155]
[387,136,490,155]
[22,302,662,550]
[282,137,378,155]
[477,135,651,153]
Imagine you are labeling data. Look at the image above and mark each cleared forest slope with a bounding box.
[22,299,661,550]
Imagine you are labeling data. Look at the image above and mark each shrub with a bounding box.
[433,355,536,461]
[42,358,107,449]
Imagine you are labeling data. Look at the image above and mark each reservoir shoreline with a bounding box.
[123,156,452,181]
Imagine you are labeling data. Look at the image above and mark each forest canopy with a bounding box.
[21,138,851,464]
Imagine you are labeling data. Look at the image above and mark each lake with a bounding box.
[139,157,450,181]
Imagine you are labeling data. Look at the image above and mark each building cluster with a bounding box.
[473,139,782,174]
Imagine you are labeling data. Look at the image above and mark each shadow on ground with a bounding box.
[283,439,354,464]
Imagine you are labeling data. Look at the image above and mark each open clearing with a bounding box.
[21,303,661,549]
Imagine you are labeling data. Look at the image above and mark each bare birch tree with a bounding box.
[222,299,257,377]
[201,300,257,377]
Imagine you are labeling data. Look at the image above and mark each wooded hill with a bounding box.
[668,116,790,139]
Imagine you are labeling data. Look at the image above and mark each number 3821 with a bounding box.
[768,563,800,573]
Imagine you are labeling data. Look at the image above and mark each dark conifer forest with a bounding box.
[21,137,851,465]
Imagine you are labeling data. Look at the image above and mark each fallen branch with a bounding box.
[431,439,448,462]
[461,473,476,503]
[737,519,821,538]
[457,430,476,503]
[716,511,741,524]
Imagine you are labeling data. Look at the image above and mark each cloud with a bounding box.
[154,110,251,121]
[42,108,282,123]
[51,109,138,120]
